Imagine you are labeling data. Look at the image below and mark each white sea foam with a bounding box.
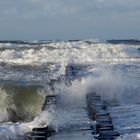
[0,42,139,66]
[0,78,90,140]
[0,68,140,139]
[0,41,140,140]
[117,133,140,140]
[0,41,139,82]
[0,110,53,140]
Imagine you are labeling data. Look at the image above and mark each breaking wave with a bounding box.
[0,40,140,140]
[0,85,46,123]
[0,41,139,66]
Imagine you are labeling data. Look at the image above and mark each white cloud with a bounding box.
[1,0,140,18]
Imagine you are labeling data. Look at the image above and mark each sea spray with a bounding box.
[0,40,140,140]
[49,79,92,131]
[78,67,140,105]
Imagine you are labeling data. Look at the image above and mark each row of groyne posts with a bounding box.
[87,93,119,140]
[26,64,120,140]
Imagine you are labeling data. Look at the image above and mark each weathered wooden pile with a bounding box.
[25,95,57,140]
[25,127,55,140]
[87,93,119,140]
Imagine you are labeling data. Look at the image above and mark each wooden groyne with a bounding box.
[25,64,120,140]
[26,93,120,140]
[87,93,119,140]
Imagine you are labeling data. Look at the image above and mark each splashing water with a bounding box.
[0,40,140,140]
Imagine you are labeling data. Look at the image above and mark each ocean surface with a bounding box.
[0,39,140,140]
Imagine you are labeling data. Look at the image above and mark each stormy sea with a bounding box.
[0,39,140,140]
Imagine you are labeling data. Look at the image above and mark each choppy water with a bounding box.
[0,39,140,140]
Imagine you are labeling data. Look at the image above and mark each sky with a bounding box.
[0,0,140,40]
